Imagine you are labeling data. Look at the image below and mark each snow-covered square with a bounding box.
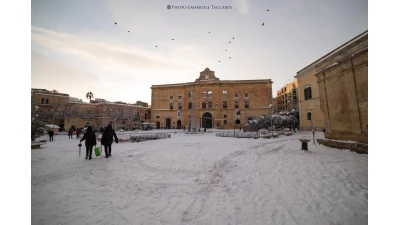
[32,131,367,225]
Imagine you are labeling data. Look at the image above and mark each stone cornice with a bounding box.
[151,79,273,89]
[315,47,368,78]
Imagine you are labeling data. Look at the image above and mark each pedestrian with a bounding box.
[48,130,54,142]
[68,128,73,139]
[101,124,118,158]
[76,128,81,139]
[80,126,97,160]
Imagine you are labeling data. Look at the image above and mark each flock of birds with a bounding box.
[114,9,270,63]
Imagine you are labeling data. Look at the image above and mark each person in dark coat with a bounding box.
[76,128,81,139]
[80,126,97,160]
[68,128,73,139]
[101,124,118,158]
[48,130,54,142]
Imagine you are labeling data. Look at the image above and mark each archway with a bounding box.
[202,112,213,128]
[177,120,182,129]
[59,119,65,131]
[166,118,171,129]
[156,121,160,129]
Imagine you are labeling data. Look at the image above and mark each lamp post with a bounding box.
[291,109,296,133]
[269,104,274,138]
[310,109,315,144]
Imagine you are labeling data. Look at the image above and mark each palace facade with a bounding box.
[31,89,151,131]
[150,68,273,129]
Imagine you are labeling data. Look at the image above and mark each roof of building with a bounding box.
[151,79,273,88]
[31,88,70,97]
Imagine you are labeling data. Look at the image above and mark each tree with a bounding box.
[86,91,94,102]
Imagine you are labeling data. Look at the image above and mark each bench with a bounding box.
[299,139,310,151]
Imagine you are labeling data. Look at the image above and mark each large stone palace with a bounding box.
[150,68,274,129]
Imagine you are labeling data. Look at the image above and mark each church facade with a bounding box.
[150,68,273,129]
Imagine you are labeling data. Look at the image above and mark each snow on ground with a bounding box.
[32,131,367,225]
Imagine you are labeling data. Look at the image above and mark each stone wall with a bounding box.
[317,139,368,154]
[315,33,368,144]
[296,67,325,131]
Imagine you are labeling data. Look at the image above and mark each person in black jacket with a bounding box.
[80,126,97,160]
[101,124,118,158]
[48,130,54,142]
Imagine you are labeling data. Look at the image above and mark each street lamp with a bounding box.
[310,109,315,144]
[269,104,274,138]
[291,109,296,133]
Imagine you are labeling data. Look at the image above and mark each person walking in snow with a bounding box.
[76,128,81,139]
[68,128,73,139]
[101,124,118,158]
[47,130,54,142]
[80,126,97,160]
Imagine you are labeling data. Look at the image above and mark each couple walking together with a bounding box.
[80,124,118,160]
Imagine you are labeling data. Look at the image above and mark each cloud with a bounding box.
[31,27,190,72]
[31,50,103,97]
[235,0,251,15]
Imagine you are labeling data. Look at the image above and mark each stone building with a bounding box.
[150,68,273,129]
[295,65,325,131]
[276,81,298,113]
[31,89,70,129]
[31,89,150,131]
[63,101,150,131]
[315,31,368,144]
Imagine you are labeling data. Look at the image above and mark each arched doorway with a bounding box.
[202,112,213,128]
[156,121,160,129]
[59,120,65,131]
[235,119,241,124]
[177,120,182,129]
[166,118,171,129]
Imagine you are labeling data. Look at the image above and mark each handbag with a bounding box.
[94,146,101,157]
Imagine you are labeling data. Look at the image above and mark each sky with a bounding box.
[31,0,368,104]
